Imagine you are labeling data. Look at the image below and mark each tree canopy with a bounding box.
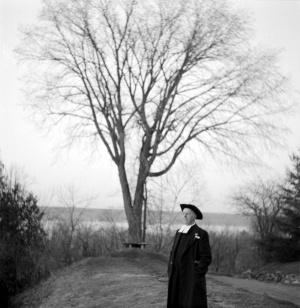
[17,0,290,242]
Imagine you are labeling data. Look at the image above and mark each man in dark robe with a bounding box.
[167,204,212,308]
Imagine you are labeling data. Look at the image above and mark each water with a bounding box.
[43,220,250,234]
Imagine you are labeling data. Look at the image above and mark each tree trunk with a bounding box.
[127,210,142,243]
[118,163,145,242]
[142,183,147,243]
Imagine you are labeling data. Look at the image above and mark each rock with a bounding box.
[292,280,300,285]
[241,269,252,279]
[240,268,299,285]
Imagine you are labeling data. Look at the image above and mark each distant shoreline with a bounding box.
[40,206,251,232]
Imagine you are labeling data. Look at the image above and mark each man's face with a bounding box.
[182,208,196,226]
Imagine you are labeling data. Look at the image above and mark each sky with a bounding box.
[0,0,300,213]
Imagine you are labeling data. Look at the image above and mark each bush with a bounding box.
[209,230,265,275]
[234,232,263,273]
[209,229,241,275]
[257,235,300,263]
[0,161,46,307]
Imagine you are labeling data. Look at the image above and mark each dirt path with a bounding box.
[208,274,300,307]
[11,250,299,308]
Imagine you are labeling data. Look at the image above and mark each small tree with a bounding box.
[232,180,283,239]
[232,180,283,261]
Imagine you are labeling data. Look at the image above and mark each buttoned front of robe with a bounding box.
[167,224,212,308]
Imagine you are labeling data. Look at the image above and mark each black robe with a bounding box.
[167,224,212,308]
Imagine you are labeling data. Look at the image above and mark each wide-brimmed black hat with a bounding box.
[180,204,203,220]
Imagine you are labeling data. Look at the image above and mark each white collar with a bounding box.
[178,223,195,233]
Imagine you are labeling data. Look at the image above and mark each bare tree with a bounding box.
[17,0,290,242]
[231,180,283,241]
[53,185,94,264]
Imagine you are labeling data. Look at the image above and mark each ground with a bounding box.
[11,250,299,308]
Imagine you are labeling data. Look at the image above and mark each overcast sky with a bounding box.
[1,0,300,213]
